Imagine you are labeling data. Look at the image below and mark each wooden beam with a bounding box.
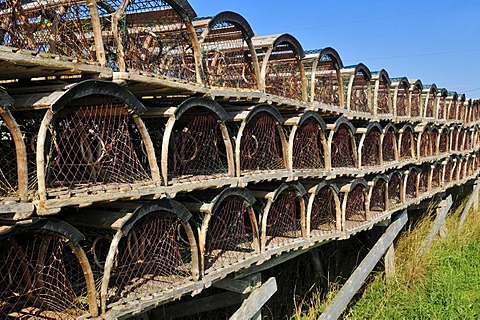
[229,277,277,320]
[459,182,480,228]
[419,195,452,256]
[213,273,262,294]
[319,210,408,320]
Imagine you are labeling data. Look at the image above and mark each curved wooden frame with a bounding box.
[398,123,416,161]
[367,175,388,214]
[357,121,382,168]
[403,167,421,200]
[340,178,370,229]
[305,181,342,237]
[436,88,448,122]
[381,122,399,164]
[327,117,358,169]
[387,170,404,208]
[422,83,437,120]
[372,70,393,119]
[390,77,410,120]
[343,63,372,115]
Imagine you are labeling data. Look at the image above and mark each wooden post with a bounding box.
[459,182,480,228]
[319,210,408,320]
[384,244,395,278]
[419,195,452,256]
[229,277,277,320]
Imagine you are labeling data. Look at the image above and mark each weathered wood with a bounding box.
[229,277,277,320]
[319,210,408,320]
[458,182,480,228]
[213,273,262,294]
[419,194,452,256]
[384,243,395,278]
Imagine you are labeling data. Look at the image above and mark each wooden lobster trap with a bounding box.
[409,80,423,120]
[398,124,416,163]
[387,170,403,209]
[381,123,399,165]
[436,88,448,123]
[341,63,372,117]
[390,77,410,121]
[304,181,341,238]
[338,178,370,231]
[327,118,358,172]
[422,84,437,120]
[357,122,382,169]
[368,175,388,217]
[371,70,393,120]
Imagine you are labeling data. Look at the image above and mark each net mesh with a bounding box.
[350,74,369,113]
[382,129,396,163]
[345,184,366,221]
[451,129,458,151]
[410,87,421,117]
[377,80,390,114]
[313,60,340,106]
[419,131,430,158]
[292,119,325,170]
[204,196,254,271]
[405,171,416,199]
[432,165,441,188]
[0,117,18,197]
[400,130,414,160]
[168,113,228,182]
[396,85,408,116]
[437,97,445,120]
[361,129,380,167]
[430,129,438,155]
[108,212,193,304]
[310,187,337,232]
[46,101,150,190]
[369,179,386,211]
[448,100,457,120]
[0,233,90,319]
[388,172,402,207]
[331,125,355,168]
[418,170,428,193]
[444,161,452,183]
[262,45,303,100]
[240,112,285,172]
[117,0,196,82]
[201,22,256,89]
[424,92,435,118]
[265,190,301,248]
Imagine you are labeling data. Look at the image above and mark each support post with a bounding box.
[459,182,480,228]
[319,210,408,320]
[384,244,395,278]
[420,195,452,256]
[229,277,277,320]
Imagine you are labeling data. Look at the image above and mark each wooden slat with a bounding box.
[229,277,277,320]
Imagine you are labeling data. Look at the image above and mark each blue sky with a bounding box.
[189,0,480,98]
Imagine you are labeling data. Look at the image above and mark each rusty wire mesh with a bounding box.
[377,80,390,115]
[200,22,256,89]
[310,187,337,232]
[419,131,430,158]
[410,86,421,117]
[350,74,369,113]
[262,45,303,100]
[0,233,91,319]
[424,92,435,118]
[369,179,386,212]
[292,119,325,170]
[168,113,228,182]
[432,165,441,188]
[113,0,196,81]
[205,196,254,271]
[240,112,285,172]
[418,170,428,193]
[313,61,340,106]
[405,171,416,199]
[382,129,396,163]
[0,0,97,60]
[396,85,408,117]
[108,212,193,304]
[437,97,446,120]
[331,125,355,168]
[265,190,302,247]
[345,184,366,222]
[0,117,18,197]
[46,101,150,190]
[388,172,402,207]
[400,130,414,160]
[361,129,380,167]
[448,100,456,120]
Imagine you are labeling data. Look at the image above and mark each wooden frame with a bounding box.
[357,122,383,169]
[305,181,342,238]
[341,63,372,118]
[338,178,370,231]
[327,117,358,170]
[371,69,393,120]
[390,77,410,121]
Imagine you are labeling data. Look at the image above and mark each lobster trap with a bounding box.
[436,89,447,121]
[418,166,429,194]
[111,0,198,82]
[443,158,453,184]
[307,182,340,236]
[418,126,431,158]
[387,171,402,208]
[291,113,327,171]
[423,85,436,118]
[329,119,357,168]
[309,48,343,106]
[450,126,460,152]
[447,93,458,121]
[65,200,199,313]
[439,128,449,153]
[0,219,97,319]
[431,162,442,189]
[344,64,371,114]
[197,12,258,90]
[358,123,381,168]
[341,179,369,228]
[191,188,260,274]
[410,81,422,118]
[392,78,409,118]
[405,168,417,199]
[399,125,415,161]
[373,71,391,117]
[254,34,306,101]
[382,124,398,164]
[368,176,387,213]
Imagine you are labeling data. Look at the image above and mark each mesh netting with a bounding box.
[263,45,303,100]
[451,129,458,151]
[350,74,369,113]
[0,0,97,60]
[331,125,355,168]
[377,80,390,115]
[458,131,465,151]
[265,190,302,248]
[405,171,416,199]
[396,85,408,116]
[444,161,452,183]
[437,97,445,120]
[292,119,325,170]
[117,0,196,81]
[410,87,421,117]
[108,212,193,304]
[361,129,380,167]
[314,61,340,106]
[419,131,430,158]
[0,233,90,319]
[453,161,461,181]
[345,184,366,221]
[201,22,256,89]
[168,113,228,182]
[310,187,337,232]
[0,117,18,197]
[424,92,435,118]
[382,129,396,163]
[240,112,285,172]
[418,170,428,193]
[369,179,386,211]
[400,130,414,160]
[430,129,438,155]
[448,100,457,120]
[204,196,254,271]
[46,101,150,190]
[432,165,441,188]
[388,173,402,207]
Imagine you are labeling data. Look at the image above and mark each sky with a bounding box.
[189,0,480,98]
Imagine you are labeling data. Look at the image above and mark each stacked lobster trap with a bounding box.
[0,0,479,319]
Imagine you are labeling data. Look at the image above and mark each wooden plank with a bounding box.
[213,273,261,294]
[384,244,395,278]
[229,277,277,320]
[319,210,408,320]
[458,182,480,228]
[419,194,452,256]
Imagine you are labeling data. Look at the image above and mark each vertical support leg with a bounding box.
[384,244,395,278]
